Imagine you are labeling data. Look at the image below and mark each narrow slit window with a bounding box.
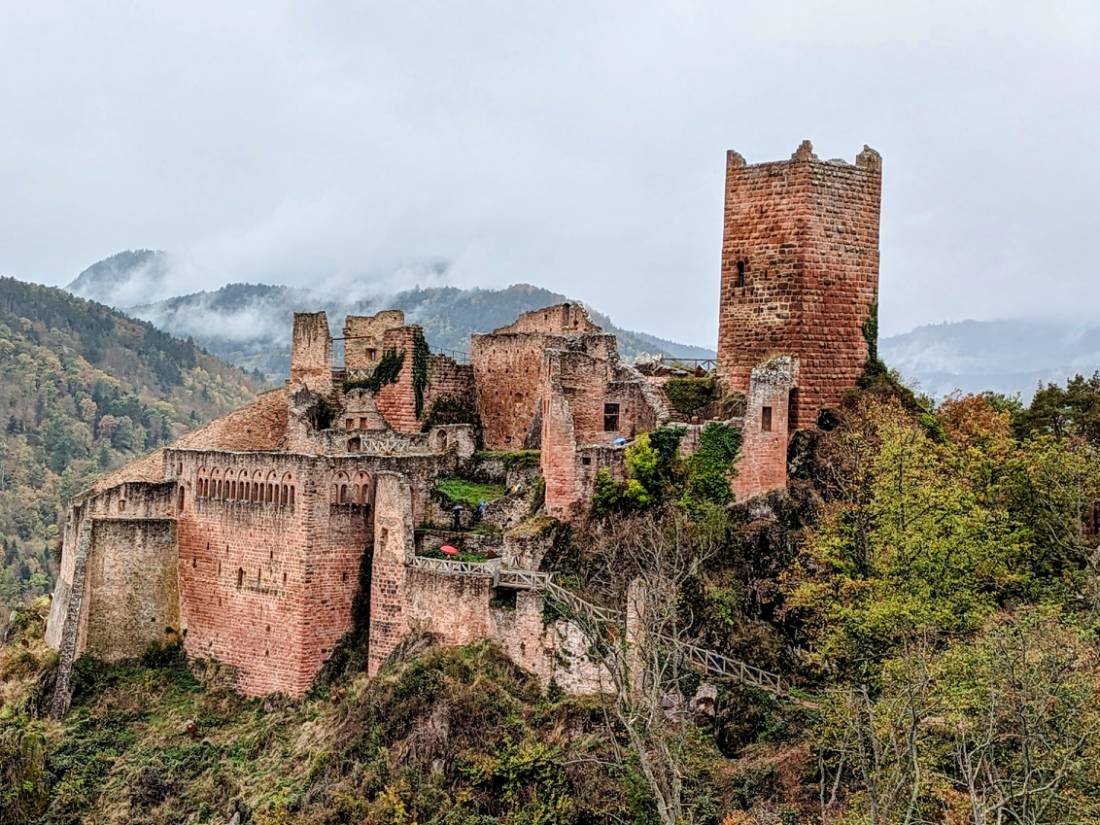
[761,406,773,432]
[736,260,746,288]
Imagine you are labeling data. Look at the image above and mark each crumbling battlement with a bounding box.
[471,303,607,450]
[344,310,406,372]
[290,312,333,395]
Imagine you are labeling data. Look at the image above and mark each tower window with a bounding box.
[736,260,746,288]
[603,403,620,432]
[761,406,773,432]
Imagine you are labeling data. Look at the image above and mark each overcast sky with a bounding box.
[1,1,1097,346]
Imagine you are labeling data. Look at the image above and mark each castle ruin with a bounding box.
[46,141,881,704]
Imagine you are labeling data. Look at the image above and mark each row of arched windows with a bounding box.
[332,471,372,506]
[196,469,296,507]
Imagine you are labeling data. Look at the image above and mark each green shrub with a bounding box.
[592,468,623,515]
[0,716,48,824]
[529,476,546,513]
[624,433,660,492]
[664,377,718,416]
[681,423,741,513]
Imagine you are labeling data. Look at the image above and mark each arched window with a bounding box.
[339,484,348,504]
[177,486,185,510]
[288,486,295,507]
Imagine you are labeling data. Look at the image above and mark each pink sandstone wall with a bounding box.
[290,312,333,395]
[717,141,881,430]
[367,472,415,676]
[733,357,797,501]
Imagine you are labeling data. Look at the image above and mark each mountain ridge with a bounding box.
[880,317,1100,399]
[129,281,717,379]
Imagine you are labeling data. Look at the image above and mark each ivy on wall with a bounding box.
[860,301,888,382]
[412,328,430,418]
[343,349,405,393]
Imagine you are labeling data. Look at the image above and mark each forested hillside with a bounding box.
[3,369,1100,823]
[0,277,263,628]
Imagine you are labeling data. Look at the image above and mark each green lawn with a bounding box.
[434,478,506,509]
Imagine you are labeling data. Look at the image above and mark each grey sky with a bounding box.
[2,1,1097,346]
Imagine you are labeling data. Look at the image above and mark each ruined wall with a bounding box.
[539,342,660,519]
[301,476,373,684]
[344,311,406,372]
[401,573,608,694]
[174,450,320,696]
[717,141,881,429]
[341,389,388,434]
[541,390,579,520]
[172,447,444,696]
[472,303,604,450]
[374,326,421,435]
[46,479,175,652]
[493,302,600,336]
[733,357,797,501]
[290,312,333,395]
[423,354,476,417]
[83,519,178,660]
[368,472,415,676]
[471,333,551,450]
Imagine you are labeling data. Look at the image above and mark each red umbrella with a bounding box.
[440,544,459,556]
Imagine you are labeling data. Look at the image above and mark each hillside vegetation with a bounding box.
[4,369,1100,822]
[0,277,263,628]
[3,311,1100,823]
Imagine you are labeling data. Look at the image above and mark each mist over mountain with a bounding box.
[880,319,1100,400]
[66,249,175,308]
[67,250,715,379]
[132,282,715,378]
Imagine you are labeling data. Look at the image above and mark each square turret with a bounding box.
[717,140,882,429]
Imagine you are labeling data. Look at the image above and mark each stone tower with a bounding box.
[289,312,333,395]
[716,140,882,430]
